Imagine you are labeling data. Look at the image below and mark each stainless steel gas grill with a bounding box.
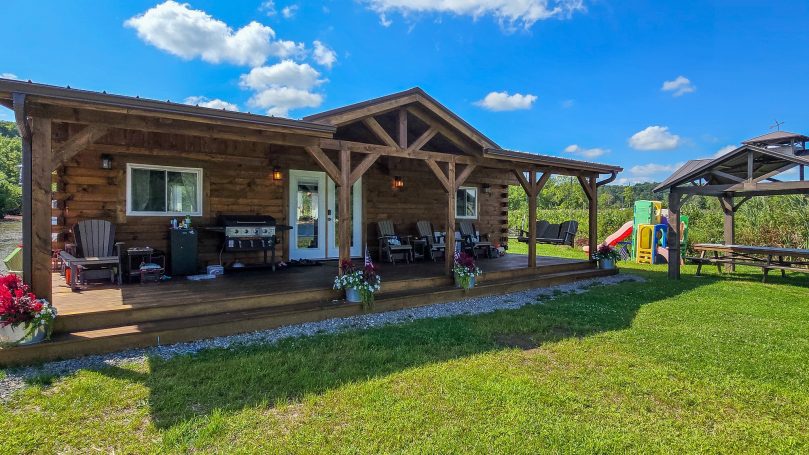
[206,215,291,270]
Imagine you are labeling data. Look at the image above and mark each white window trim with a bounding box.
[456,186,479,220]
[126,163,203,217]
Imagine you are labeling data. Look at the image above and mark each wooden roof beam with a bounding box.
[51,125,109,169]
[361,117,398,148]
[407,126,438,152]
[304,146,341,183]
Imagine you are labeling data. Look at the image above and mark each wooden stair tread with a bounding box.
[1,266,617,366]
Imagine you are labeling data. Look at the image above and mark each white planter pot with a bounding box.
[345,287,362,303]
[599,259,616,270]
[454,274,476,289]
[0,322,47,346]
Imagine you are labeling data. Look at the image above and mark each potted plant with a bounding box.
[593,244,621,269]
[333,254,381,310]
[0,274,57,346]
[453,251,482,290]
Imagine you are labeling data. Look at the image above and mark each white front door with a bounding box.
[289,170,362,260]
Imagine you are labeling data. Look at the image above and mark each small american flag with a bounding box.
[365,247,373,267]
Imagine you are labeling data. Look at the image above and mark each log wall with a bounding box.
[52,126,511,270]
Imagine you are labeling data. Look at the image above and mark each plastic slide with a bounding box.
[582,220,634,254]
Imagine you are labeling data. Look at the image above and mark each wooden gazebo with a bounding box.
[654,131,809,279]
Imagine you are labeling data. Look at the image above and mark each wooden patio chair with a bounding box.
[376,220,413,264]
[60,219,124,289]
[458,220,493,259]
[416,220,445,262]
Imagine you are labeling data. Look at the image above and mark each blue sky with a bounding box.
[2,0,808,184]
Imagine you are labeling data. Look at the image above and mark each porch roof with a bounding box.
[0,78,622,175]
[0,78,336,137]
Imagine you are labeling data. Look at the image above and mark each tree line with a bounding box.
[508,176,809,250]
[0,120,21,216]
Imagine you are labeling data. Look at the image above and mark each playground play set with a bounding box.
[584,200,689,264]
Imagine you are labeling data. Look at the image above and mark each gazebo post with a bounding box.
[667,190,682,280]
[719,195,735,271]
[527,168,537,268]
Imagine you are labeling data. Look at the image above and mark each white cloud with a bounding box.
[618,161,685,183]
[248,87,323,117]
[312,41,337,69]
[564,144,608,159]
[661,75,695,97]
[260,0,276,15]
[239,61,324,116]
[124,1,304,66]
[281,4,299,18]
[629,126,682,151]
[363,0,586,30]
[183,96,239,111]
[713,144,737,158]
[0,73,18,80]
[239,60,323,91]
[475,91,537,111]
[379,13,393,27]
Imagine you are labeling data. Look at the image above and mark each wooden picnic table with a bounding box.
[688,243,809,282]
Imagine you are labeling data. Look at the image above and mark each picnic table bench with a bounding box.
[688,243,809,282]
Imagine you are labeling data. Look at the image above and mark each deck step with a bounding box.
[54,261,596,333]
[0,267,616,367]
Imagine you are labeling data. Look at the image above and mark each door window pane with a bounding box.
[296,182,319,249]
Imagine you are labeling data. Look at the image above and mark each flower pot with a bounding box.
[599,259,616,270]
[345,287,362,303]
[454,274,475,289]
[0,322,47,346]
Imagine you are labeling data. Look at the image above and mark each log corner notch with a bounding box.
[513,167,550,268]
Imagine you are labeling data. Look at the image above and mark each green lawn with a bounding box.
[2,244,808,453]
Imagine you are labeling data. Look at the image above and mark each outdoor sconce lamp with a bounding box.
[100,154,113,170]
[272,166,283,181]
[482,183,492,195]
[393,176,404,189]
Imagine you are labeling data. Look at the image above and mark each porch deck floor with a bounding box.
[52,254,584,316]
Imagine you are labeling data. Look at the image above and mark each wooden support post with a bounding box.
[747,151,754,181]
[801,165,805,181]
[13,94,33,285]
[338,148,351,270]
[445,162,456,276]
[667,191,682,280]
[588,176,598,262]
[31,117,53,301]
[527,170,537,268]
[398,108,407,148]
[720,195,735,271]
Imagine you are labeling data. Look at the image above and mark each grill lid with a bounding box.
[218,214,277,226]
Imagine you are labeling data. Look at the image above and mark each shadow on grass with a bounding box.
[101,266,726,429]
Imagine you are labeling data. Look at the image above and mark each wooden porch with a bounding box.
[0,254,616,366]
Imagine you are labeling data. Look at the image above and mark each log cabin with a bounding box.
[0,79,622,364]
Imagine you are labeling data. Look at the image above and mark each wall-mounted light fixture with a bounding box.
[272,166,283,181]
[100,154,113,170]
[482,183,492,195]
[393,176,404,189]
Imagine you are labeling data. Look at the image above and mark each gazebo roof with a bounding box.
[654,143,809,194]
[742,130,809,146]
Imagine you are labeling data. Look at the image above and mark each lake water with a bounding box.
[0,220,22,273]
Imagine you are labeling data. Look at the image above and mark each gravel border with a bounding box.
[0,273,643,401]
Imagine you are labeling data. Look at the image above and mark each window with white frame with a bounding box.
[126,164,202,216]
[455,186,478,219]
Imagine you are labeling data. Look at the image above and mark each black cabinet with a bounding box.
[169,228,198,275]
